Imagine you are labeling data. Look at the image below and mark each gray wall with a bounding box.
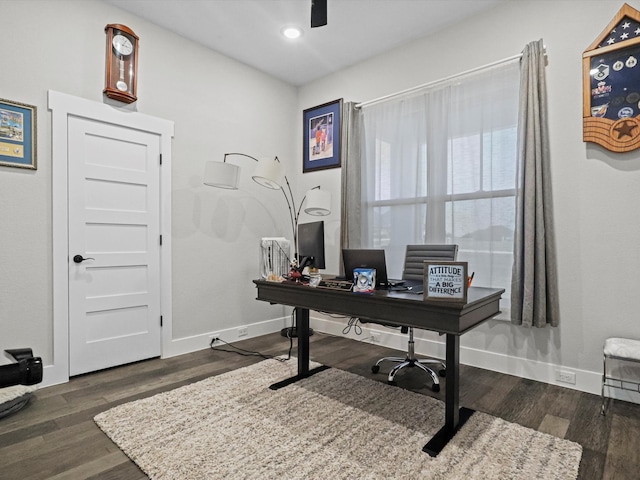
[3,0,639,394]
[0,0,298,369]
[297,0,640,390]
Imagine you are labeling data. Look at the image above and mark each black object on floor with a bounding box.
[281,327,314,338]
[0,348,43,420]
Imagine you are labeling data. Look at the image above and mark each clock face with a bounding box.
[112,34,133,56]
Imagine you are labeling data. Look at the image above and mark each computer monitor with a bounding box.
[297,221,326,269]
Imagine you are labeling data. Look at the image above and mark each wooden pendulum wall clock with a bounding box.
[104,24,139,104]
[583,3,640,152]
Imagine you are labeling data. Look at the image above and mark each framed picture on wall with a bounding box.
[0,98,37,170]
[583,3,640,152]
[303,98,342,173]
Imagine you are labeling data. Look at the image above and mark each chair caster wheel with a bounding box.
[432,383,440,393]
[387,380,397,386]
[371,365,380,374]
[438,369,446,377]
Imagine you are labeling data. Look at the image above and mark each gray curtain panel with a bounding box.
[339,102,363,265]
[510,39,560,328]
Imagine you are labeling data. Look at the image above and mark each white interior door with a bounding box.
[68,115,162,376]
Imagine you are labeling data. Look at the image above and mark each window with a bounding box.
[360,61,519,316]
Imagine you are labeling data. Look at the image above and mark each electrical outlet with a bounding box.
[238,327,248,337]
[208,334,220,346]
[555,370,576,385]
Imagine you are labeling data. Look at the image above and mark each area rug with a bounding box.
[94,358,582,479]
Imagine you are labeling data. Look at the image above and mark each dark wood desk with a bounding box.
[253,279,504,456]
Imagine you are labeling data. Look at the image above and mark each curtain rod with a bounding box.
[355,48,545,109]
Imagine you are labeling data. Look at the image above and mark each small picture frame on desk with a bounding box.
[353,268,376,293]
[423,261,468,303]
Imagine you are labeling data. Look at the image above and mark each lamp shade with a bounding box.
[304,188,331,216]
[252,158,284,190]
[203,161,240,189]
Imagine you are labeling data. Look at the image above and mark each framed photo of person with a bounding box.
[0,98,37,170]
[303,98,342,173]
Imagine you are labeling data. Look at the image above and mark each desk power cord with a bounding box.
[210,334,293,362]
[341,317,402,338]
[342,317,362,336]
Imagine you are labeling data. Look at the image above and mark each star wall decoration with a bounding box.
[613,119,637,139]
[599,16,640,47]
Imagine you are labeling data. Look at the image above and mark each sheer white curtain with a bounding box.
[360,61,520,316]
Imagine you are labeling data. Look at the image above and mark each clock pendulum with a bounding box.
[117,57,127,92]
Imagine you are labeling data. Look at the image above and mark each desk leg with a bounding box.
[269,307,328,390]
[297,307,310,377]
[422,333,474,457]
[445,333,460,428]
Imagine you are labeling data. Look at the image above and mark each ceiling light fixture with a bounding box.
[282,27,302,39]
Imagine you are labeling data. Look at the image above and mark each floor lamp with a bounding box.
[203,153,331,337]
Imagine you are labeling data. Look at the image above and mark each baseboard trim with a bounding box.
[168,312,634,403]
[310,314,607,397]
[39,317,290,388]
[161,317,290,359]
[39,313,639,406]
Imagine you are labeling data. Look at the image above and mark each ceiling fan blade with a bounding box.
[311,0,327,28]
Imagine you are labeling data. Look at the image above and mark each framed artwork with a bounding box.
[423,261,468,304]
[303,98,342,173]
[583,3,640,152]
[0,98,37,170]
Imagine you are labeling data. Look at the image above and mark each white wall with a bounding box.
[3,0,639,397]
[297,0,640,395]
[0,0,297,374]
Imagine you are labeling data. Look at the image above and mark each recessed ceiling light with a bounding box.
[282,27,302,39]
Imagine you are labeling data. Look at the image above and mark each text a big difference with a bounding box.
[428,265,463,295]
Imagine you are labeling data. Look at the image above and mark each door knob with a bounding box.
[73,255,95,264]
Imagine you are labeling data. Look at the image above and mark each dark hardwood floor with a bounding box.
[1,332,638,479]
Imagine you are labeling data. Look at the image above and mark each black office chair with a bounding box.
[371,244,458,392]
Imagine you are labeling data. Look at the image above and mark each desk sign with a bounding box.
[424,261,468,303]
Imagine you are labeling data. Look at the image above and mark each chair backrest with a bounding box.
[402,244,458,281]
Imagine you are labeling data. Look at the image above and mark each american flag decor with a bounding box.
[598,16,640,48]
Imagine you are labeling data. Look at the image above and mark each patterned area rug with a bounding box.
[94,358,582,479]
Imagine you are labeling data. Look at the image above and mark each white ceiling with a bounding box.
[103,0,506,86]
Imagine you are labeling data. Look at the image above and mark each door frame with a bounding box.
[48,90,174,386]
